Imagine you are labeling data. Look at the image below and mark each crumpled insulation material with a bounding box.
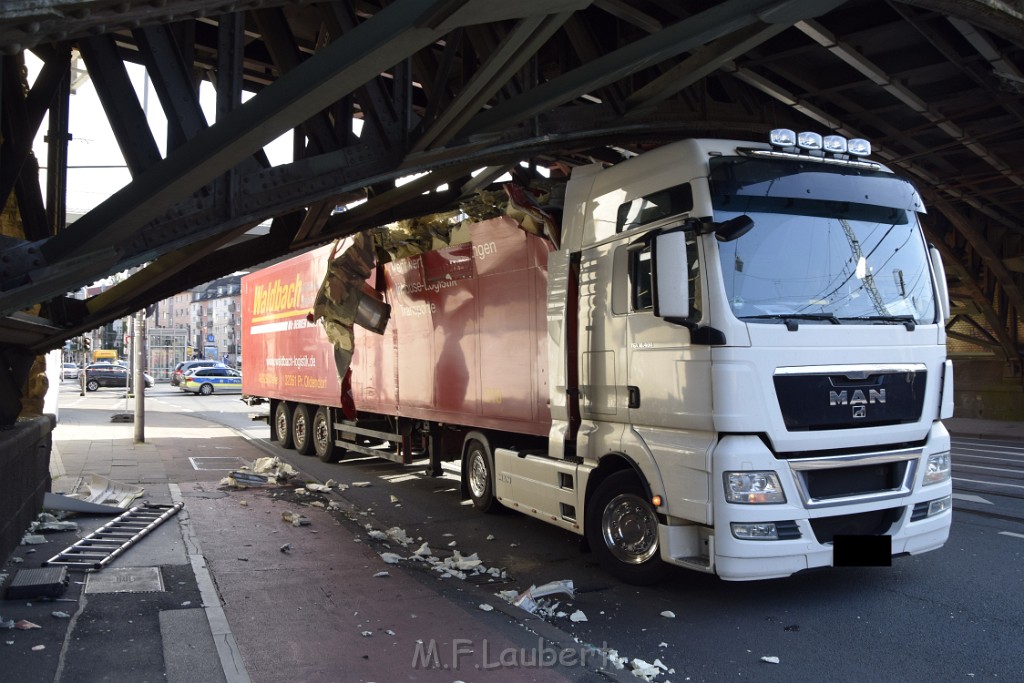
[312,182,562,392]
[310,231,378,382]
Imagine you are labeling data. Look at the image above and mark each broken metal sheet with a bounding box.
[46,474,145,513]
[43,492,122,515]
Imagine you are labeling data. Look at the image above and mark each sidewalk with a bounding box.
[1,396,610,683]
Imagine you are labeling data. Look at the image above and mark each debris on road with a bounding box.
[279,543,293,553]
[510,580,575,614]
[761,655,781,664]
[221,457,299,488]
[630,657,668,681]
[29,512,79,533]
[281,511,311,526]
[660,610,676,619]
[569,610,587,623]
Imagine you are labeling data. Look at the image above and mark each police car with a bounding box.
[180,366,243,395]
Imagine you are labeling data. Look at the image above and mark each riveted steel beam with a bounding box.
[464,0,847,136]
[410,12,573,154]
[0,48,70,219]
[0,0,512,318]
[77,35,163,176]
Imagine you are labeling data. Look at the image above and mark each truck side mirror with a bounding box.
[714,215,754,242]
[652,229,690,321]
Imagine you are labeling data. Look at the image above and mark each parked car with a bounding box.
[62,362,79,380]
[82,363,155,392]
[180,367,242,395]
[171,360,228,387]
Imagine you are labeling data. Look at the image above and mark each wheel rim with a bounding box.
[201,384,212,395]
[468,450,488,499]
[294,412,307,446]
[314,414,329,451]
[275,407,288,438]
[600,492,659,565]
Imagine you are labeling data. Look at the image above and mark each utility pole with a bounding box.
[79,335,88,395]
[134,309,145,442]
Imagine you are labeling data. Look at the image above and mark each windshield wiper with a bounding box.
[840,315,916,330]
[739,313,840,331]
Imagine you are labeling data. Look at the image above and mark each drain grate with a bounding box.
[6,567,70,599]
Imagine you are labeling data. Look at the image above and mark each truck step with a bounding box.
[674,555,713,572]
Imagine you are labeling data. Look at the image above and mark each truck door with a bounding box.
[623,233,714,523]
[577,241,630,455]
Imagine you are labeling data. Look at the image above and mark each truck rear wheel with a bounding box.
[313,406,339,463]
[465,439,499,513]
[292,404,314,455]
[586,470,669,585]
[274,401,294,449]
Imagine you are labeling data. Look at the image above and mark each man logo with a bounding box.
[830,389,885,419]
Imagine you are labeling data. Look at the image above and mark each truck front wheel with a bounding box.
[274,401,294,449]
[292,404,314,455]
[586,471,669,585]
[465,439,499,513]
[313,406,339,463]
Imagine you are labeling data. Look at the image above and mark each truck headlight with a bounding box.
[724,471,786,504]
[923,452,951,486]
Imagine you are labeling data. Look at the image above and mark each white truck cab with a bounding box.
[494,130,953,582]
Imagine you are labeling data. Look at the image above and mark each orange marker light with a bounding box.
[651,495,663,507]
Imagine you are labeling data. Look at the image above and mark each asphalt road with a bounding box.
[122,384,1024,681]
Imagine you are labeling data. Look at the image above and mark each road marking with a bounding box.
[954,463,1024,475]
[954,476,1024,491]
[952,453,1024,465]
[998,531,1024,540]
[952,493,993,505]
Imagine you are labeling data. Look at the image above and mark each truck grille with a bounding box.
[809,508,902,544]
[774,364,926,431]
[803,461,906,500]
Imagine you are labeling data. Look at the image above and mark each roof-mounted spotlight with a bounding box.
[823,135,847,154]
[769,129,797,147]
[797,132,822,150]
[847,138,872,157]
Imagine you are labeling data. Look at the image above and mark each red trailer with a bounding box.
[241,216,552,468]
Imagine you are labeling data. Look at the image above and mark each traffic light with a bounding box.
[83,337,91,351]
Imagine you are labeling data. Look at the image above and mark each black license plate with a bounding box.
[833,534,892,567]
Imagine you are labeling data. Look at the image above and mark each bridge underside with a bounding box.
[1,0,1023,420]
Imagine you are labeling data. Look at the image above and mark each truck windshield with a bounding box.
[709,156,936,325]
